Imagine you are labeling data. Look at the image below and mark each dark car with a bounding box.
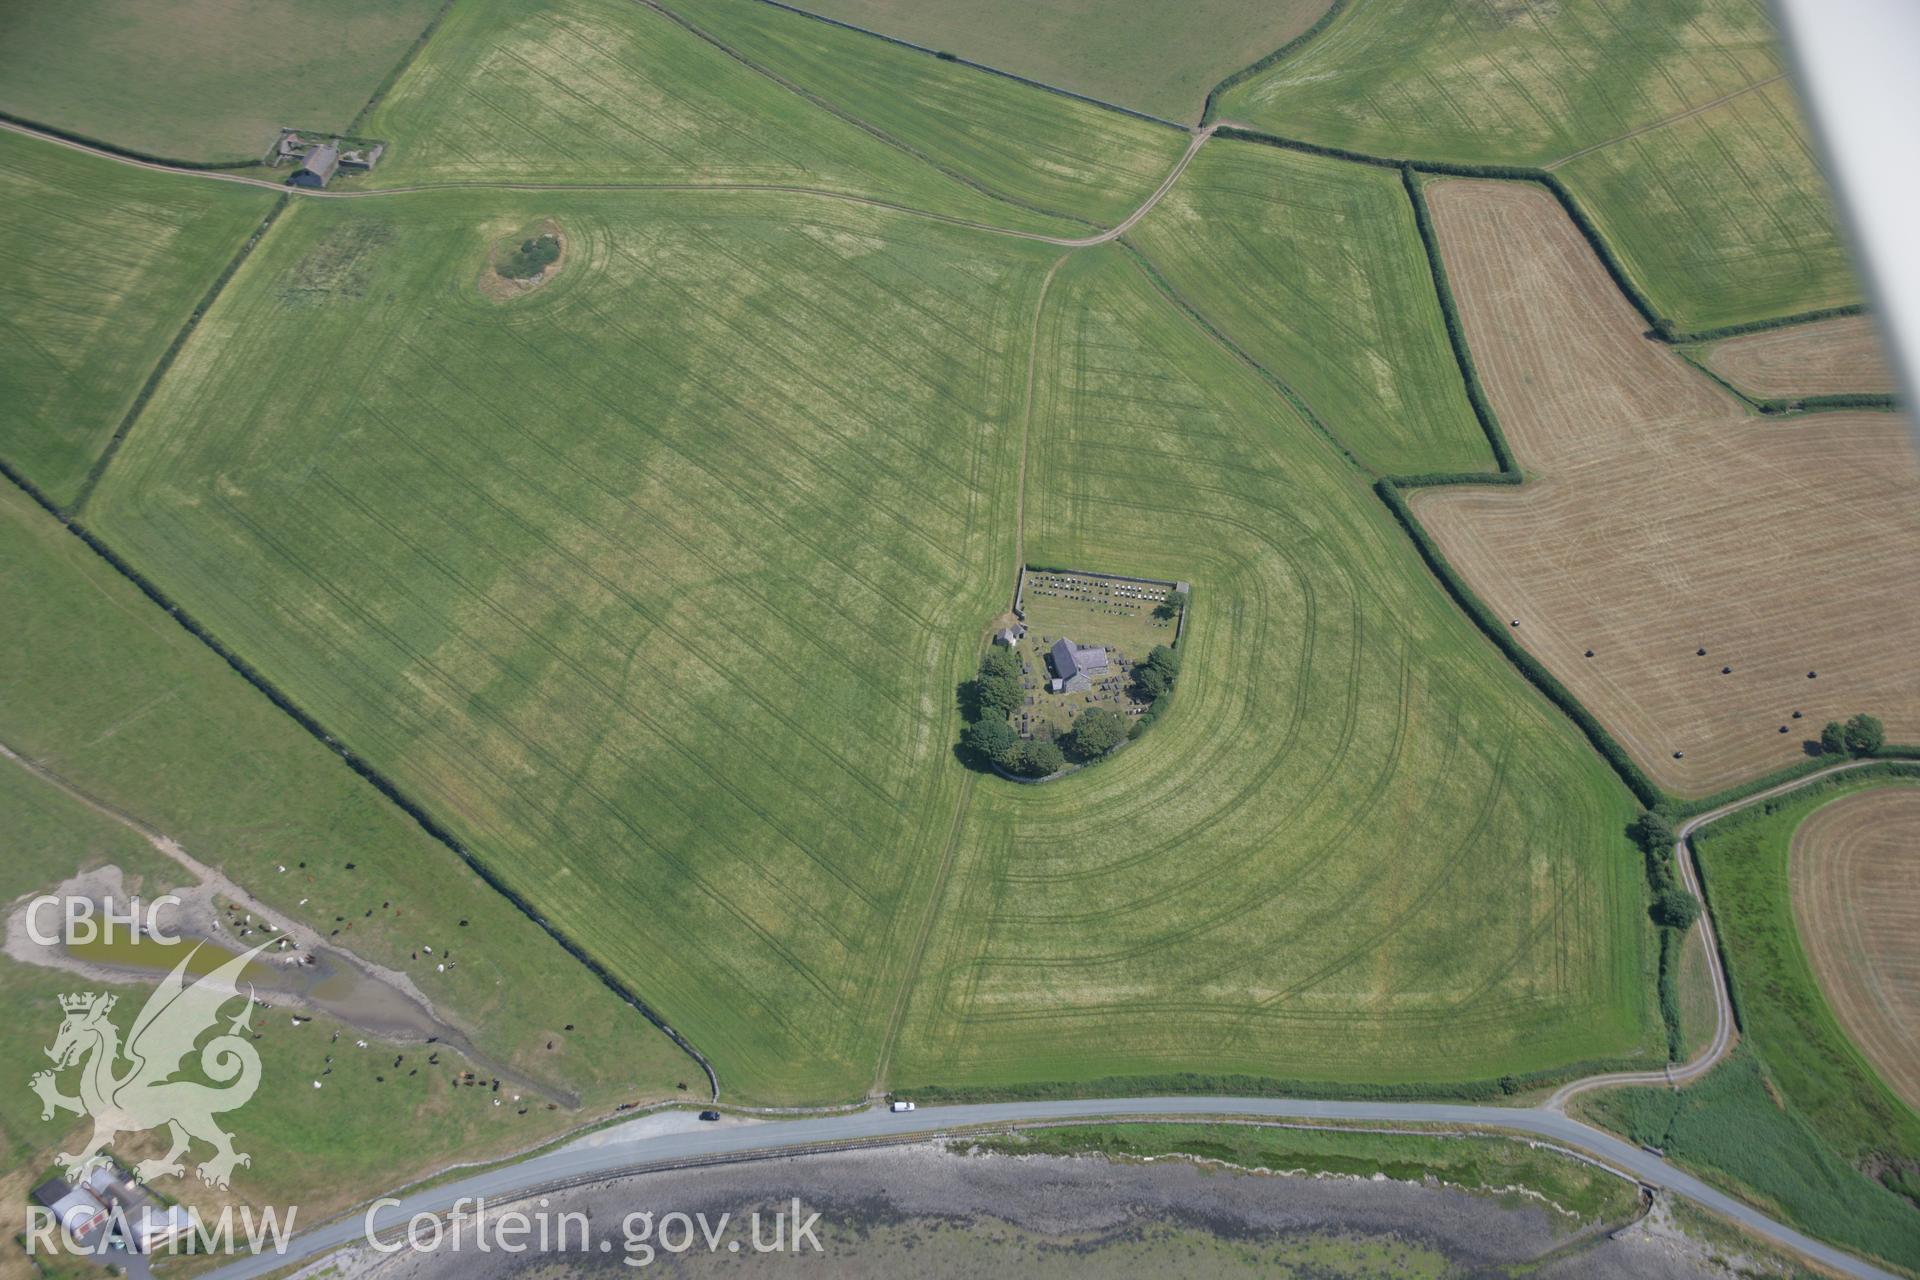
[698,1110,721,1122]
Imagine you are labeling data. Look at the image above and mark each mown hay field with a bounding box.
[0,129,275,506]
[1127,140,1492,476]
[1215,0,1857,330]
[1410,181,1920,796]
[0,482,691,1104]
[0,483,694,1220]
[1553,80,1858,333]
[1700,314,1898,398]
[360,0,1139,237]
[1658,773,1920,1269]
[669,0,1189,228]
[1691,775,1920,1159]
[92,189,1055,1102]
[0,768,636,1228]
[1218,0,1781,166]
[775,0,1334,122]
[0,0,445,161]
[891,248,1653,1091]
[1789,787,1920,1111]
[88,169,1656,1099]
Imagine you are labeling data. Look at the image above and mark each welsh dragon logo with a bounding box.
[31,940,274,1188]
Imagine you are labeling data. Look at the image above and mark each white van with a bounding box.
[889,1100,915,1112]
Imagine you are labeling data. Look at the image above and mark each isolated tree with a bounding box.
[1156,588,1188,620]
[1015,739,1065,777]
[962,717,1017,768]
[1820,720,1848,756]
[1843,713,1885,756]
[1653,887,1700,931]
[1145,644,1181,680]
[1068,707,1128,760]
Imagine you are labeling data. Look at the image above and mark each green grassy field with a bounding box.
[668,0,1189,227]
[967,1122,1639,1222]
[360,0,1084,236]
[779,0,1334,123]
[0,767,610,1229]
[1554,79,1859,332]
[0,480,694,1109]
[1214,0,1857,329]
[0,0,446,162]
[1217,0,1781,164]
[90,188,1057,1102]
[0,129,275,507]
[1577,1051,1920,1273]
[83,167,1656,1100]
[1575,773,1920,1274]
[1127,141,1492,475]
[1689,775,1920,1167]
[890,248,1653,1091]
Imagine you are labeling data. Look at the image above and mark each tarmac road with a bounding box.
[194,1091,1900,1280]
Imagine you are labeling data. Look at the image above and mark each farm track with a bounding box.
[0,116,1212,251]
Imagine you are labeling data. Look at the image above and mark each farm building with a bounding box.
[1049,637,1108,693]
[290,144,339,188]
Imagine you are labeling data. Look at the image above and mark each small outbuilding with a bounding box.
[290,144,340,188]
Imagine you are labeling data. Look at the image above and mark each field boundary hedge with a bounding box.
[69,196,290,515]
[1672,346,1897,417]
[1199,0,1352,126]
[1117,243,1365,471]
[641,0,1113,234]
[1373,479,1662,807]
[1401,166,1520,476]
[346,0,463,136]
[685,0,1186,130]
[0,108,264,171]
[1213,126,1864,343]
[907,1054,1657,1107]
[0,458,723,1102]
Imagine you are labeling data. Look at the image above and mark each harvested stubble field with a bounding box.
[1215,0,1857,330]
[891,248,1652,1091]
[776,0,1334,123]
[1127,140,1492,476]
[0,0,445,162]
[1700,314,1899,399]
[1409,180,1920,796]
[0,128,275,506]
[1789,787,1920,1111]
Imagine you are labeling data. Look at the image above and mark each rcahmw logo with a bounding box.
[32,938,275,1187]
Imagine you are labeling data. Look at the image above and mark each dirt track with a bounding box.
[1789,785,1920,1111]
[1411,180,1920,796]
[1700,314,1898,398]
